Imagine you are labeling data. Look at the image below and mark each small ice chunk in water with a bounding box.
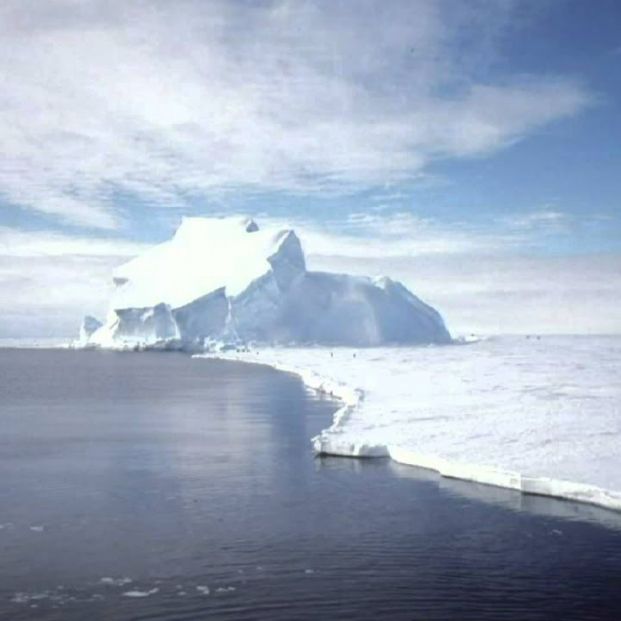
[11,592,49,604]
[11,593,30,604]
[100,577,132,586]
[196,586,210,595]
[29,525,44,532]
[122,588,159,598]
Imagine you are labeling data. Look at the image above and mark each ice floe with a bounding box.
[100,577,132,586]
[122,587,159,598]
[197,335,621,512]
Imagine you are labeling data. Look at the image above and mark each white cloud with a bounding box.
[260,210,566,259]
[0,226,149,257]
[0,255,116,337]
[304,216,511,257]
[0,227,148,336]
[499,208,571,231]
[0,0,592,228]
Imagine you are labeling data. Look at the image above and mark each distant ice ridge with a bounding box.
[79,216,450,349]
[197,336,621,513]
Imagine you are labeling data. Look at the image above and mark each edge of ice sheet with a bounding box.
[389,448,621,512]
[194,352,621,514]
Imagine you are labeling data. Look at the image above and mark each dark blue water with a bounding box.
[1,349,621,620]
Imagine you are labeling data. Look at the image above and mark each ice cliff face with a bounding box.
[83,216,451,349]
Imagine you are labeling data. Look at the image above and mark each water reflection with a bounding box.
[2,350,621,621]
[386,458,621,532]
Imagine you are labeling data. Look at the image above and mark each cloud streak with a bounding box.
[261,208,584,259]
[0,226,146,336]
[0,226,148,257]
[0,0,592,228]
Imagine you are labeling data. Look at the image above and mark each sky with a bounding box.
[0,0,620,337]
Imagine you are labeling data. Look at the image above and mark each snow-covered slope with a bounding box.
[82,216,450,349]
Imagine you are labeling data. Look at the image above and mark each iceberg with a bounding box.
[82,216,450,349]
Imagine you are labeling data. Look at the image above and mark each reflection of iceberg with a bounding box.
[80,217,450,349]
[200,336,621,515]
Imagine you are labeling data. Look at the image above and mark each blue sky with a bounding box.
[0,0,619,336]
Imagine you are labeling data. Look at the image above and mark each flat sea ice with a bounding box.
[200,336,621,511]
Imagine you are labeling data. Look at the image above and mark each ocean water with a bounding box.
[1,349,621,620]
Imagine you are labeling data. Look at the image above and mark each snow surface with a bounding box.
[197,336,621,512]
[83,216,450,348]
[111,216,297,308]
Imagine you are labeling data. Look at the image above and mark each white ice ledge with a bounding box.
[196,336,621,514]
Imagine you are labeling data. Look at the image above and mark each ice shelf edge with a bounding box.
[194,352,621,514]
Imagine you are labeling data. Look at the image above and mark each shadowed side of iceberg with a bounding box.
[281,272,451,346]
[172,288,229,344]
[89,303,180,348]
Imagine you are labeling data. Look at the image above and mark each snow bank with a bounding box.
[196,336,621,513]
[82,216,450,349]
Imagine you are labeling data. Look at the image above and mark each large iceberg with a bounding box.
[82,216,451,349]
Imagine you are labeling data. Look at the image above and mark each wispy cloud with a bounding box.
[260,208,584,259]
[0,226,148,257]
[0,226,149,336]
[499,207,571,231]
[281,212,517,258]
[0,0,592,228]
